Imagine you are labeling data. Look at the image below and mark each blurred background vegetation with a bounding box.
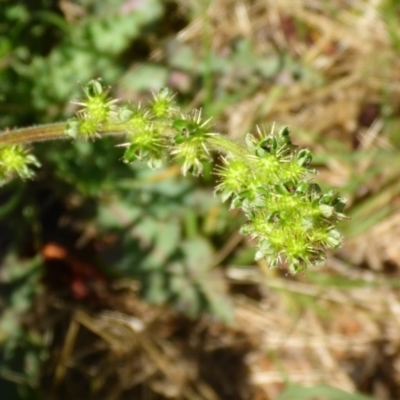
[1,0,400,399]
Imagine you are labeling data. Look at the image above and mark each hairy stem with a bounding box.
[0,123,246,162]
[0,123,67,146]
[207,135,248,158]
[0,123,133,146]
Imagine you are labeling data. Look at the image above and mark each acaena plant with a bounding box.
[0,79,347,273]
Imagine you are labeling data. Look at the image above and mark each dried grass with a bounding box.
[176,0,400,271]
[39,262,400,399]
[228,263,400,399]
[176,0,400,398]
[39,289,255,400]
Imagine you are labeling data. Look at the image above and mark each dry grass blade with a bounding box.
[39,289,255,400]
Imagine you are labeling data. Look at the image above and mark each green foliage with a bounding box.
[0,0,165,125]
[96,171,234,320]
[0,255,46,399]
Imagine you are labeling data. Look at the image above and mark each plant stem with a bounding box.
[0,123,129,146]
[0,123,67,146]
[0,123,248,165]
[207,135,248,159]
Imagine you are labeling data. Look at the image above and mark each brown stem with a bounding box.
[0,122,130,146]
[0,123,67,146]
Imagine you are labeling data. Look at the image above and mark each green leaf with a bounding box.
[277,384,379,400]
[146,271,168,305]
[172,119,188,132]
[121,64,169,91]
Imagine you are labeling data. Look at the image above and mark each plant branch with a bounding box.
[0,79,348,272]
[207,135,248,158]
[0,122,138,146]
[0,123,67,146]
